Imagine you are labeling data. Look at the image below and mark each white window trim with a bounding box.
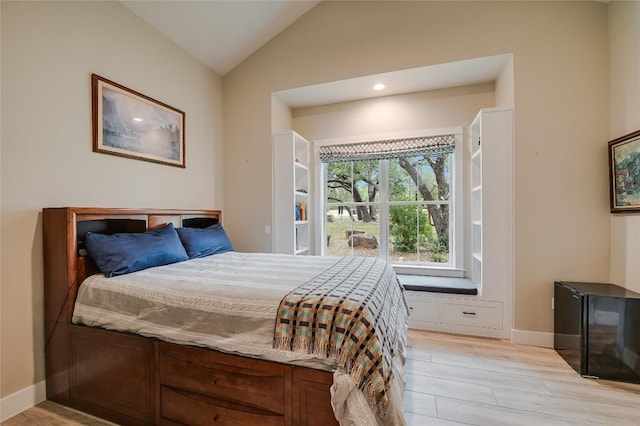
[313,127,464,277]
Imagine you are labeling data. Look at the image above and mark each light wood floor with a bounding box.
[3,329,640,425]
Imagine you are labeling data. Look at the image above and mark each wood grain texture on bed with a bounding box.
[42,207,338,426]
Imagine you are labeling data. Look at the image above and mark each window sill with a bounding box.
[392,264,464,278]
[397,274,477,295]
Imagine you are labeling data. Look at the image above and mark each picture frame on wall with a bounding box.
[92,73,185,168]
[609,129,640,213]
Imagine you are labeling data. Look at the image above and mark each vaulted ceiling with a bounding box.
[121,0,320,76]
[122,1,508,107]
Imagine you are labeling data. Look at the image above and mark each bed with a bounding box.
[42,207,408,426]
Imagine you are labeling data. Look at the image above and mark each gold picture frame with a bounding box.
[609,129,640,213]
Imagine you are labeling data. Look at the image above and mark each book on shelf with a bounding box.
[295,201,306,221]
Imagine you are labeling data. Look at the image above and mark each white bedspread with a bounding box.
[72,252,407,425]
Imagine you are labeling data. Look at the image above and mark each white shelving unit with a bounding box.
[470,114,484,293]
[405,108,513,339]
[273,131,311,255]
[468,107,513,308]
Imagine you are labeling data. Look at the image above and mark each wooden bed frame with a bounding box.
[43,207,339,426]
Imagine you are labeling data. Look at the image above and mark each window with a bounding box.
[316,130,463,276]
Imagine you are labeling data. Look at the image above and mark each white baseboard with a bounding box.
[0,380,46,422]
[511,328,554,348]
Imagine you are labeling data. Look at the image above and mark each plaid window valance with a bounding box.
[319,134,455,163]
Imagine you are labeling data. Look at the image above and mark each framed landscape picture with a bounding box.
[92,74,185,168]
[609,129,640,213]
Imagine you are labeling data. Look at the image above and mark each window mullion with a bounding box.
[379,160,389,262]
[349,161,355,256]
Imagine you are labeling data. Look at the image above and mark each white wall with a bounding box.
[609,0,640,292]
[0,0,223,401]
[224,1,611,336]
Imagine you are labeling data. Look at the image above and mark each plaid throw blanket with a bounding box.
[273,256,408,414]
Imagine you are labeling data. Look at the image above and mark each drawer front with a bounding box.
[405,293,438,324]
[159,351,285,414]
[441,300,503,329]
[162,386,284,426]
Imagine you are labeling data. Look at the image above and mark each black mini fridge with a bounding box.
[554,281,640,383]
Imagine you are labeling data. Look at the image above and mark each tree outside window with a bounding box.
[324,152,451,265]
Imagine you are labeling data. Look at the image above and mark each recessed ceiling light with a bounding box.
[133,117,143,122]
[373,83,386,91]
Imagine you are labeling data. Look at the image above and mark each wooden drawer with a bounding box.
[441,300,503,329]
[161,386,284,426]
[159,343,286,414]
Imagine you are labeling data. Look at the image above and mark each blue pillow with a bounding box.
[176,223,233,259]
[84,223,188,277]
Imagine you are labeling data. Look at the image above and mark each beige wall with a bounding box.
[291,83,494,141]
[224,1,611,335]
[0,1,223,398]
[609,0,640,292]
[271,95,293,135]
[495,57,515,108]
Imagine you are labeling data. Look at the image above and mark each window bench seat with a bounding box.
[397,274,478,295]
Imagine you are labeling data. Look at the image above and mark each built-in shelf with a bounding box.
[406,108,513,340]
[470,114,482,286]
[274,131,311,255]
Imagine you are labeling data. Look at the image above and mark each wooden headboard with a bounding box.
[42,207,221,364]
